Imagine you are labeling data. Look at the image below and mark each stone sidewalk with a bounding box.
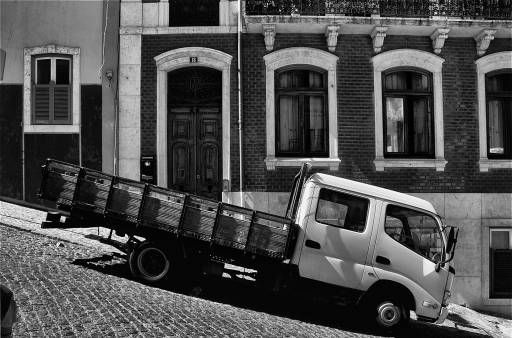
[1,200,511,338]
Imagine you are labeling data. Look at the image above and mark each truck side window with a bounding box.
[385,205,444,262]
[315,189,369,232]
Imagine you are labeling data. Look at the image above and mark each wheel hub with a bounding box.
[138,247,169,279]
[376,302,401,327]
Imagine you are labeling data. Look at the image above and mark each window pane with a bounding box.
[279,70,323,88]
[386,97,404,153]
[384,72,406,90]
[488,100,505,155]
[305,96,325,152]
[55,59,70,85]
[278,96,299,152]
[487,73,512,92]
[491,231,510,249]
[308,71,323,88]
[36,59,51,84]
[316,189,369,232]
[386,205,444,261]
[413,98,432,154]
[411,73,429,91]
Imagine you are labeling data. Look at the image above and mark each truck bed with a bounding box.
[38,159,294,260]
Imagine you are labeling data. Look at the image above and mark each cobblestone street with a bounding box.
[1,202,511,338]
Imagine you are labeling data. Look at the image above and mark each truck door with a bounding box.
[373,203,449,303]
[298,187,375,289]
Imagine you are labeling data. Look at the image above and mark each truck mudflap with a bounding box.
[38,158,295,260]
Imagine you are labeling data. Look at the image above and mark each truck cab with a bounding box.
[288,173,457,330]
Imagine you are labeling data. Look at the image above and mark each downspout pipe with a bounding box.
[238,0,244,207]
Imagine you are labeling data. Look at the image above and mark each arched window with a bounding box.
[276,67,328,157]
[486,71,512,159]
[382,69,434,158]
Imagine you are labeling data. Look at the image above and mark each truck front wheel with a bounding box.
[129,241,171,284]
[366,297,410,332]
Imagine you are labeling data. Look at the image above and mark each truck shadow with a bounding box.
[71,255,490,338]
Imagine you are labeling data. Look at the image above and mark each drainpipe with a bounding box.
[238,0,244,207]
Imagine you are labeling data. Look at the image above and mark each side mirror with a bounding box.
[435,226,459,272]
[446,226,459,254]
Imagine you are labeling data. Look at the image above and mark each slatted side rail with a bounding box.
[106,177,145,223]
[73,168,113,215]
[38,159,81,206]
[246,212,293,259]
[181,195,219,241]
[213,204,254,250]
[139,185,186,233]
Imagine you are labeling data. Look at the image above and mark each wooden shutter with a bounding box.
[53,84,71,123]
[33,84,51,124]
[492,249,512,296]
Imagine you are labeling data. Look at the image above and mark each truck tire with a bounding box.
[129,241,171,284]
[366,296,410,332]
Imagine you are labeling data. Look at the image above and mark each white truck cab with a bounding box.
[289,173,457,330]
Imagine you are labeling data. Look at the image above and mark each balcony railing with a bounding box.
[246,0,512,19]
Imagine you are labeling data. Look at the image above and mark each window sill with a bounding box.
[24,125,79,134]
[265,157,340,171]
[482,298,512,306]
[374,158,447,171]
[479,159,512,172]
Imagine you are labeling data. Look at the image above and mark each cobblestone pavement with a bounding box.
[1,201,511,338]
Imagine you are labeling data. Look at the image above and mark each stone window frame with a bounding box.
[263,47,340,171]
[23,45,80,133]
[482,226,512,306]
[371,49,447,171]
[154,47,232,189]
[475,51,512,172]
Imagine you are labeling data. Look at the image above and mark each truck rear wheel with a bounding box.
[129,241,171,284]
[366,297,410,332]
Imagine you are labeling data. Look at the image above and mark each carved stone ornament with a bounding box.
[430,28,450,54]
[325,25,340,52]
[474,29,496,56]
[263,24,276,52]
[370,26,388,53]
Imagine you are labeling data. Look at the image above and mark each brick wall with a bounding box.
[241,34,512,193]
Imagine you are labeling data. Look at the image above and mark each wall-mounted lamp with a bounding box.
[106,70,114,87]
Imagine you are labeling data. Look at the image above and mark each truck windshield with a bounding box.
[384,205,445,262]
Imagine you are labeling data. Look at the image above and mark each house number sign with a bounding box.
[190,57,198,63]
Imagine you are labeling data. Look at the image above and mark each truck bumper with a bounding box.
[435,306,449,324]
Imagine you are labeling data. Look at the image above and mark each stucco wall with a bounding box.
[0,0,104,85]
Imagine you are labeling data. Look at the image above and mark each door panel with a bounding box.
[168,107,221,199]
[298,186,375,289]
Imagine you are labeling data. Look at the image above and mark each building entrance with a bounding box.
[167,66,222,200]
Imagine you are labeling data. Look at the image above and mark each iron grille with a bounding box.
[246,0,512,19]
[169,0,219,26]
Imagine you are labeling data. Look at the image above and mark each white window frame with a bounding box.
[263,47,340,171]
[24,45,80,133]
[371,49,447,171]
[475,51,512,172]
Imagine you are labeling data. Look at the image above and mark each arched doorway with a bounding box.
[167,66,222,199]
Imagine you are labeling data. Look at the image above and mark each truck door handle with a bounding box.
[305,239,321,250]
[376,255,390,266]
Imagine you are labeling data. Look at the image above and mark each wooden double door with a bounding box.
[168,107,221,200]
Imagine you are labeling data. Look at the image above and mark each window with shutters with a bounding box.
[490,228,512,298]
[32,55,72,125]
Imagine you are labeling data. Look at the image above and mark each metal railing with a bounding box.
[245,0,512,19]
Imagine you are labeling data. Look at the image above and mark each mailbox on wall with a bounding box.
[141,156,156,185]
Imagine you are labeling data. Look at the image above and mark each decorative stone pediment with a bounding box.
[263,24,276,51]
[430,28,450,54]
[474,29,496,56]
[325,25,340,52]
[370,26,388,53]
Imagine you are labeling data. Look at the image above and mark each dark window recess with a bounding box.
[33,56,71,125]
[486,72,512,159]
[490,249,512,298]
[169,0,219,27]
[276,68,328,157]
[382,69,434,158]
